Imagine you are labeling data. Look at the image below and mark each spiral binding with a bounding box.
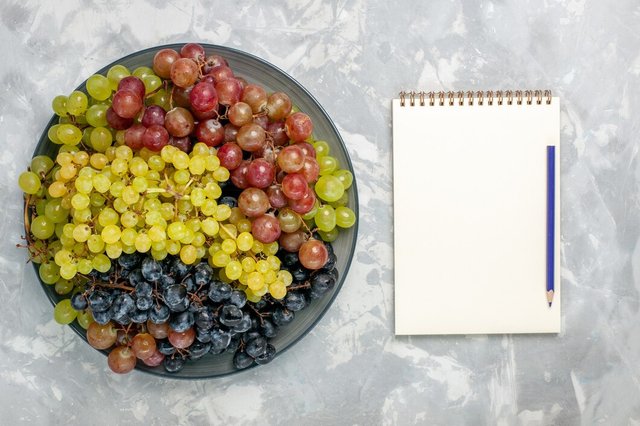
[398,90,552,107]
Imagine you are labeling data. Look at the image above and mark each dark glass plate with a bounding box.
[29,44,358,378]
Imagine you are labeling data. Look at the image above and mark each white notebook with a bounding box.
[392,90,561,335]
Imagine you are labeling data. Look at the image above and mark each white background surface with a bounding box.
[0,0,639,424]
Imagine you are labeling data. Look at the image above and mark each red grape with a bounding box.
[118,76,145,100]
[236,123,266,152]
[203,54,228,73]
[192,107,218,121]
[112,90,143,119]
[215,78,242,105]
[279,230,307,252]
[267,121,289,146]
[142,350,165,367]
[230,160,250,189]
[278,208,302,233]
[266,185,288,208]
[299,239,329,269]
[106,107,133,130]
[189,81,218,112]
[141,105,166,127]
[194,119,224,147]
[172,85,193,108]
[253,114,268,130]
[224,124,239,142]
[131,333,157,360]
[107,346,137,374]
[168,328,195,349]
[297,141,316,158]
[146,320,169,339]
[238,187,270,217]
[165,107,195,137]
[153,48,180,79]
[301,157,320,183]
[246,158,275,188]
[228,102,253,127]
[142,124,170,151]
[266,92,292,121]
[217,143,243,170]
[288,187,316,214]
[180,43,205,61]
[86,321,117,350]
[285,112,313,142]
[208,65,234,83]
[256,144,277,163]
[241,84,267,113]
[251,214,281,243]
[235,77,248,90]
[124,123,146,150]
[169,136,192,153]
[277,145,305,173]
[170,58,199,88]
[281,173,308,200]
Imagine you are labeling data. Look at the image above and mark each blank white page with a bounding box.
[392,96,560,335]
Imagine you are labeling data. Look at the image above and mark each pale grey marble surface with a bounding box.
[1,0,639,424]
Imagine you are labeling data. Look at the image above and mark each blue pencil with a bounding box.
[546,146,555,307]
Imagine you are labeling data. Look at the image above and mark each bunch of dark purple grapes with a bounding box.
[72,241,337,374]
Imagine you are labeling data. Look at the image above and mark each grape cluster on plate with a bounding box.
[18,43,355,374]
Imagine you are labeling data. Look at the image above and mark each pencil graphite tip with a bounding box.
[546,290,554,307]
[548,302,552,308]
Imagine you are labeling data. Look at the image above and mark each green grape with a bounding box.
[90,192,106,207]
[59,263,78,280]
[48,124,63,144]
[57,124,82,145]
[318,228,339,242]
[44,198,69,223]
[72,224,92,242]
[105,242,123,259]
[135,233,152,252]
[318,155,338,176]
[101,224,121,244]
[150,89,170,109]
[76,309,93,329]
[86,104,108,127]
[314,175,344,202]
[333,169,353,189]
[269,280,286,299]
[31,155,54,177]
[133,66,154,79]
[329,191,349,208]
[302,199,320,220]
[71,193,90,210]
[55,278,74,295]
[247,271,265,291]
[336,206,356,228]
[39,262,60,285]
[81,128,92,146]
[98,207,119,227]
[73,208,92,223]
[31,215,55,239]
[87,234,105,253]
[54,299,77,324]
[90,127,113,152]
[180,244,197,264]
[92,253,111,273]
[225,260,243,280]
[35,199,47,216]
[142,75,162,94]
[86,74,112,101]
[106,64,130,90]
[52,95,68,116]
[313,140,330,158]
[66,91,88,116]
[92,174,111,193]
[77,258,93,274]
[18,171,41,194]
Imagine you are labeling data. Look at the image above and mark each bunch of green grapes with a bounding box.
[303,140,356,242]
